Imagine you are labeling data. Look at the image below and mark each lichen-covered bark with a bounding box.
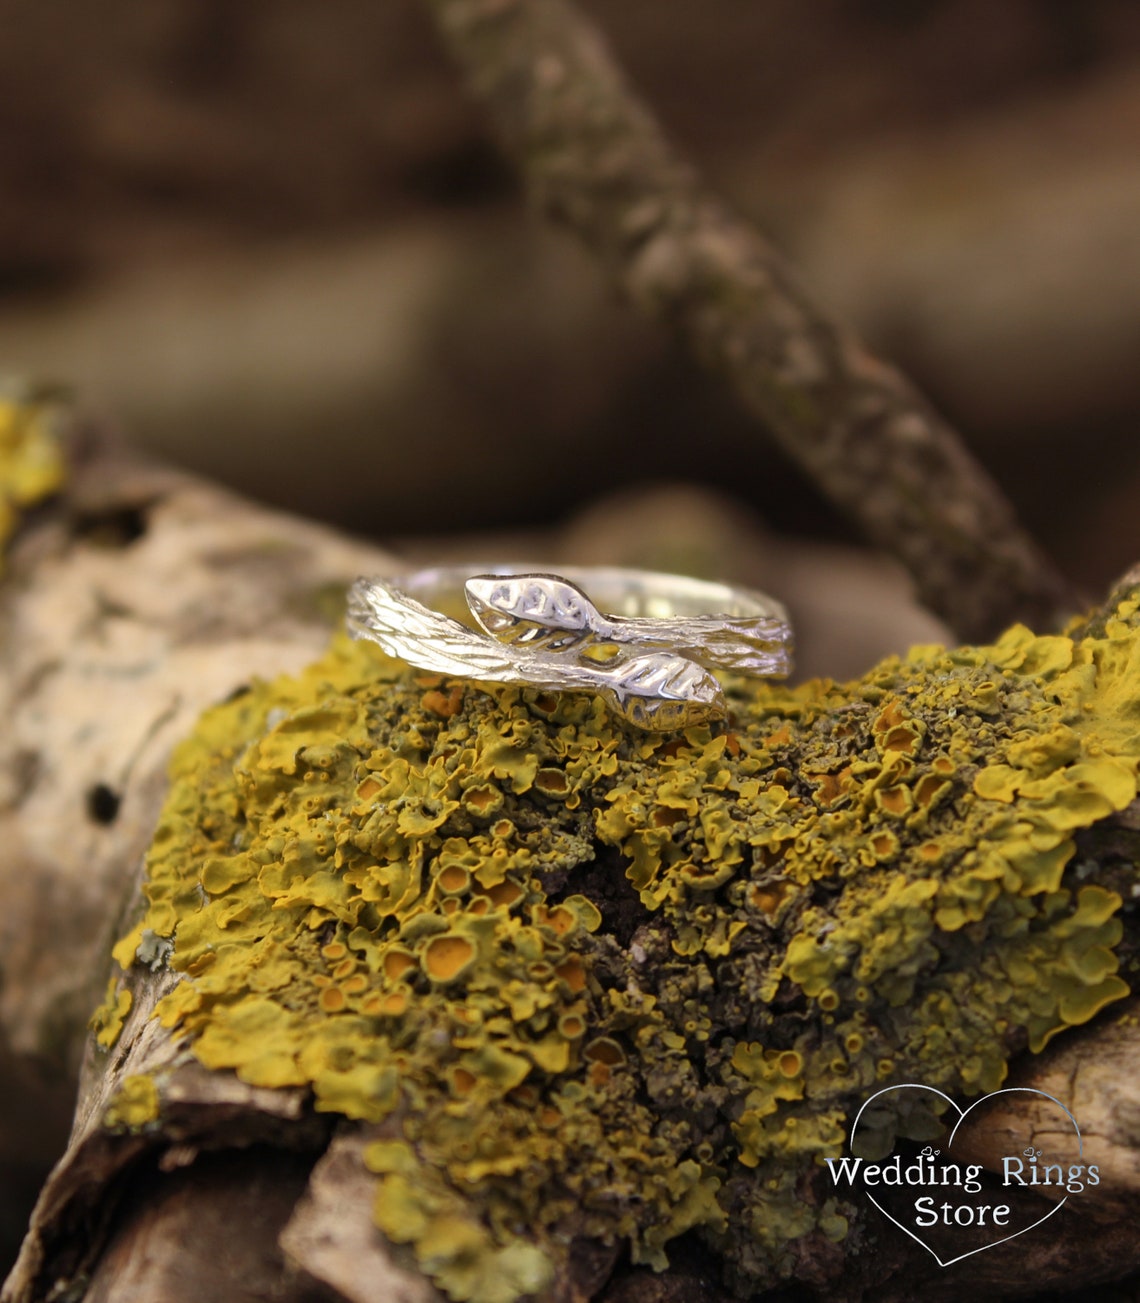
[0,416,398,1279]
[11,584,1140,1302]
[418,0,1078,643]
[2,401,1138,1302]
[0,436,396,1061]
[0,390,66,571]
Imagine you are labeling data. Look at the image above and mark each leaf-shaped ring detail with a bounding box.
[346,565,793,731]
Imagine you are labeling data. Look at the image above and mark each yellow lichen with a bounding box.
[93,597,1140,1299]
[104,1074,160,1129]
[90,978,132,1049]
[422,933,477,983]
[0,393,65,571]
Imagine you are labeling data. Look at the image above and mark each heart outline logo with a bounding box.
[847,1083,1082,1267]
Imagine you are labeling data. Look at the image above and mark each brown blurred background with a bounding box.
[3,0,1140,1276]
[3,0,1140,590]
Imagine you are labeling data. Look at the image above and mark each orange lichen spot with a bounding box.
[531,691,559,714]
[844,1033,864,1055]
[342,974,369,995]
[321,941,348,961]
[333,957,356,980]
[491,818,514,838]
[765,723,793,748]
[875,785,912,817]
[725,732,741,758]
[412,673,443,688]
[554,956,586,993]
[380,991,408,1017]
[875,703,912,734]
[538,1106,562,1130]
[652,807,684,827]
[382,948,417,982]
[423,933,477,983]
[355,777,383,803]
[881,726,919,754]
[914,775,951,809]
[486,880,523,910]
[588,1062,611,1088]
[535,768,569,795]
[319,987,347,1013]
[813,768,851,805]
[749,882,789,917]
[538,905,575,937]
[467,896,489,916]
[451,1066,477,1095]
[777,1051,803,1078]
[423,685,464,717]
[873,700,905,734]
[918,840,944,863]
[558,1013,586,1039]
[441,897,460,916]
[463,784,502,816]
[932,756,955,776]
[817,989,839,1012]
[869,831,898,860]
[437,863,470,894]
[584,1036,626,1066]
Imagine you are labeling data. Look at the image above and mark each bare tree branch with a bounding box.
[421,0,1079,642]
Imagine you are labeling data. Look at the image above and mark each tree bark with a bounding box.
[3,430,1138,1302]
[0,425,397,1284]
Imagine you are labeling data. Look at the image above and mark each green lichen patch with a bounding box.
[0,392,66,571]
[96,601,1140,1298]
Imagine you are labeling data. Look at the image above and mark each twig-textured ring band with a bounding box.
[347,565,793,731]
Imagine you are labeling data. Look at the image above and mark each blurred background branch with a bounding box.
[3,3,1138,617]
[422,0,1076,641]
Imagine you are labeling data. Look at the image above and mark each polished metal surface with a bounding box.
[347,565,793,731]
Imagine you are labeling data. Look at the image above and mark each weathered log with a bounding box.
[4,420,1139,1300]
[0,415,397,1283]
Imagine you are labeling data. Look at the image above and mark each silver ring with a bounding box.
[346,565,793,731]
